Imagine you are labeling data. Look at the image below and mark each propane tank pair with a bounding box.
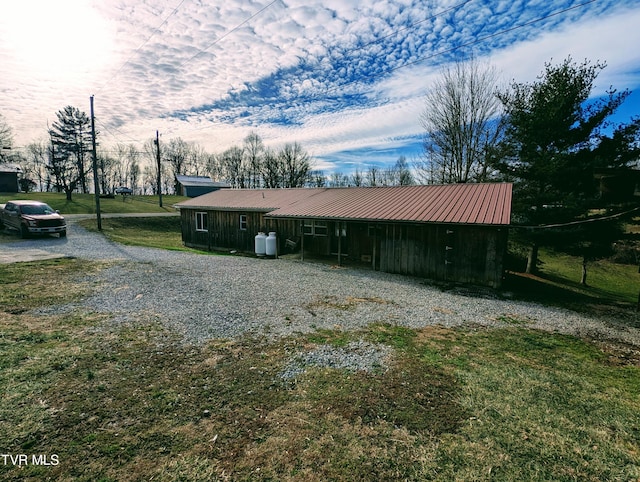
[255,232,277,257]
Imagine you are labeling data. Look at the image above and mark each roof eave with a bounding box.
[266,213,511,226]
[176,205,276,213]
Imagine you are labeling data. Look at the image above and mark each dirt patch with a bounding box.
[597,340,640,367]
[0,248,69,264]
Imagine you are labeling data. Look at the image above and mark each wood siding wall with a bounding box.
[378,223,507,287]
[181,208,507,287]
[180,209,299,254]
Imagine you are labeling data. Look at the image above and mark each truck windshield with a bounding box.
[20,204,56,215]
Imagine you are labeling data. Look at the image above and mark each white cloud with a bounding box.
[1,0,638,175]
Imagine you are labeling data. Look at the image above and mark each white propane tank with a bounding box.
[255,232,267,257]
[266,231,277,257]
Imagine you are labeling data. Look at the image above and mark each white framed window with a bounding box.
[302,220,328,236]
[239,214,248,231]
[196,212,208,232]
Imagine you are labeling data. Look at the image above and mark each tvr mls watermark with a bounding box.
[1,454,59,467]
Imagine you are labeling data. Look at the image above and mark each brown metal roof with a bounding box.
[268,184,512,225]
[176,183,512,225]
[175,188,326,212]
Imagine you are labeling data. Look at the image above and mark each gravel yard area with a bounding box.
[4,220,639,347]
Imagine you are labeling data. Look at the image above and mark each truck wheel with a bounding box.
[20,225,29,239]
[59,230,67,238]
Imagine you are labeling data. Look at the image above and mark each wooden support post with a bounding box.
[300,221,305,262]
[372,226,377,271]
[337,225,342,266]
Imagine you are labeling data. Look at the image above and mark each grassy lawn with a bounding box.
[77,216,193,252]
[1,259,639,481]
[0,192,188,214]
[537,248,639,303]
[503,247,639,315]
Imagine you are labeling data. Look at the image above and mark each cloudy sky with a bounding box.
[1,0,639,174]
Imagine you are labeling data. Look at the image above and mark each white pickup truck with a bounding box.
[0,200,67,238]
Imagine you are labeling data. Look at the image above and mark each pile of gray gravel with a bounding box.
[278,340,392,381]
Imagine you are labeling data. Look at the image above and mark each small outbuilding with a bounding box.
[175,175,230,197]
[0,164,20,193]
[176,183,513,288]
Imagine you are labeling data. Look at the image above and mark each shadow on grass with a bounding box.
[503,270,638,319]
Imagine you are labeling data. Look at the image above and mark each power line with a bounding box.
[514,206,640,230]
[324,0,599,96]
[96,0,188,95]
[95,118,147,145]
[94,0,601,150]
[186,0,600,135]
[355,0,475,52]
[184,0,477,134]
[95,0,280,141]
[178,0,280,70]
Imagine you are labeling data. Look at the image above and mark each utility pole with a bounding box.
[154,130,163,208]
[89,95,102,230]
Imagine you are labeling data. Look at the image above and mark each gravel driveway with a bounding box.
[3,219,639,346]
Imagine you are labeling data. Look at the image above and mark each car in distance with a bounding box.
[115,186,133,195]
[0,200,67,238]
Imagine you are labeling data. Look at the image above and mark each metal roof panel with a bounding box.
[177,184,512,225]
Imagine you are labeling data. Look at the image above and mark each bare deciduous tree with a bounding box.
[278,142,312,188]
[0,114,14,158]
[417,59,503,184]
[243,131,264,188]
[219,146,247,188]
[365,166,381,186]
[24,140,51,192]
[261,148,281,188]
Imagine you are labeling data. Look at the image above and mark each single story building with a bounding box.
[176,183,512,287]
[0,164,20,193]
[175,175,230,197]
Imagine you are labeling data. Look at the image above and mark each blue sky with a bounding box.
[1,0,639,175]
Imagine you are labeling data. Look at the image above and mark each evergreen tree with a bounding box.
[497,57,640,275]
[48,106,93,199]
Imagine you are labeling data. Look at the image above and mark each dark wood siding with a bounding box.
[181,208,507,287]
[181,208,300,254]
[379,223,507,287]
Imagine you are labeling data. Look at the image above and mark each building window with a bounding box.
[239,214,248,231]
[335,222,347,237]
[196,212,208,232]
[302,220,328,236]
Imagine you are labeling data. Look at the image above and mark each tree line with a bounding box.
[2,116,418,197]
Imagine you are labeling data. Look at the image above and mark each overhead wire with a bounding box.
[95,0,189,95]
[95,0,601,148]
[184,0,477,134]
[178,0,280,69]
[323,0,599,97]
[95,0,281,142]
